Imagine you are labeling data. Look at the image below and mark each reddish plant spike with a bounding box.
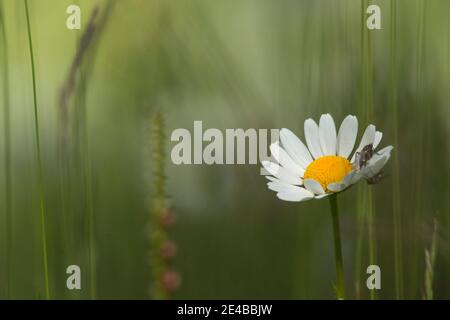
[160,209,176,228]
[161,270,181,294]
[160,241,177,260]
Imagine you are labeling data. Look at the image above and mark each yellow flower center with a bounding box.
[303,156,352,192]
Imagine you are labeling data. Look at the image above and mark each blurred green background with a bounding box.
[0,0,449,299]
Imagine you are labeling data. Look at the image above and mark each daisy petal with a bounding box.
[367,146,393,168]
[350,171,363,185]
[304,118,323,159]
[361,146,393,179]
[266,175,305,187]
[363,146,393,174]
[373,131,383,149]
[343,170,359,186]
[314,193,330,199]
[269,183,314,201]
[337,115,358,158]
[377,145,394,156]
[267,183,286,193]
[277,188,314,202]
[270,142,305,176]
[319,114,337,156]
[267,180,298,193]
[327,183,344,192]
[279,129,313,169]
[262,161,301,185]
[303,179,325,195]
[351,124,376,162]
[362,154,390,178]
[325,169,356,192]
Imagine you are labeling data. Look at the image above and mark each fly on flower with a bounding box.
[261,114,393,202]
[354,143,375,170]
[354,143,387,185]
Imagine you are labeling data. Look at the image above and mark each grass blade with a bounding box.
[24,0,50,300]
[423,218,438,300]
[0,0,12,299]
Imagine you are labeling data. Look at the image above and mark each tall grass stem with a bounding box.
[359,0,377,300]
[329,194,345,300]
[424,219,438,300]
[411,0,426,297]
[25,0,50,300]
[0,1,12,299]
[390,0,404,300]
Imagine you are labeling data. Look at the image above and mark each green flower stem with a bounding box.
[390,0,404,300]
[1,1,12,298]
[25,0,50,300]
[329,193,345,300]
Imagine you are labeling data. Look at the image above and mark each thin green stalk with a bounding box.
[366,187,376,300]
[59,3,116,299]
[390,0,404,300]
[329,194,345,300]
[411,0,426,298]
[366,21,377,301]
[352,0,365,300]
[57,6,102,299]
[423,218,438,300]
[355,0,367,299]
[360,0,377,300]
[0,1,12,299]
[24,0,50,300]
[150,111,179,299]
[354,187,366,299]
[79,76,97,300]
[151,111,169,300]
[86,149,97,300]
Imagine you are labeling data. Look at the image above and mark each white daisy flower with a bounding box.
[262,114,393,202]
